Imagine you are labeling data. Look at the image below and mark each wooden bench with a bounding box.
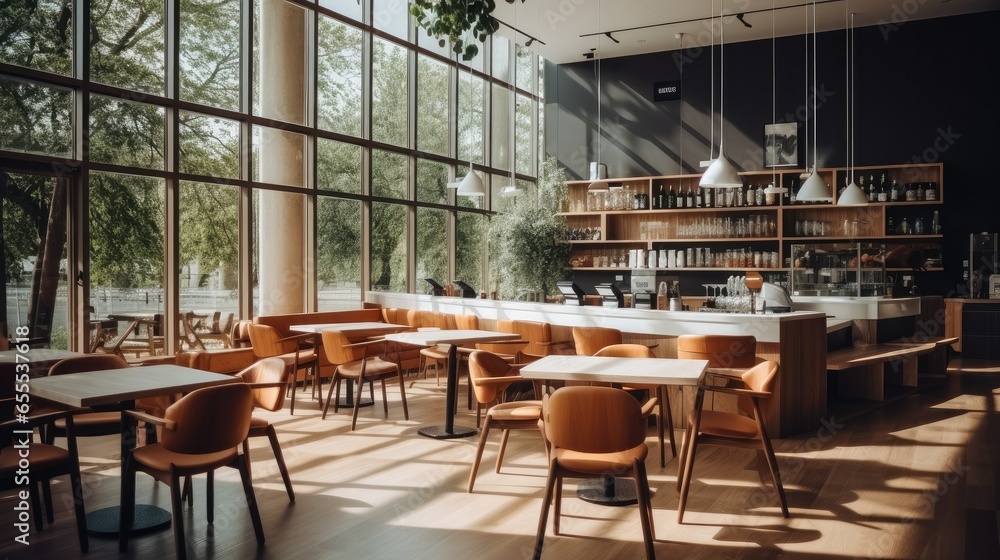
[826,342,936,401]
[886,336,959,379]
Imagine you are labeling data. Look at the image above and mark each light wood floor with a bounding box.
[3,363,999,560]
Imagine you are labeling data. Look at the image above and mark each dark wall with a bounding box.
[545,12,1000,298]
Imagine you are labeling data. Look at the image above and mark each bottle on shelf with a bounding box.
[916,182,925,201]
[703,186,713,208]
[735,186,744,207]
[686,186,695,209]
[667,184,677,209]
[789,178,798,204]
[905,182,917,201]
[898,217,911,235]
[890,179,900,202]
[653,183,663,209]
[887,215,895,234]
[914,216,924,234]
[746,184,755,207]
[864,175,874,202]
[877,173,888,202]
[931,210,941,234]
[925,181,938,201]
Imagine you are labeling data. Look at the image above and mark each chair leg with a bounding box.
[397,371,409,420]
[322,375,338,419]
[182,475,193,507]
[265,425,295,502]
[533,464,559,560]
[42,479,55,524]
[28,482,44,531]
[660,386,677,460]
[553,476,563,535]
[351,379,363,430]
[236,453,266,546]
[119,455,136,552]
[496,429,511,474]
[468,417,493,493]
[760,435,790,518]
[243,439,253,481]
[676,422,695,492]
[633,460,656,558]
[169,471,188,560]
[380,379,389,416]
[69,468,89,552]
[207,470,214,524]
[288,366,297,415]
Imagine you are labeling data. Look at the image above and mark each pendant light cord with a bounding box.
[720,1,725,152]
[850,12,855,183]
[709,0,715,160]
[771,0,776,187]
[812,1,818,170]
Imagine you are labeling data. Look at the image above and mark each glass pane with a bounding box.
[372,0,409,40]
[370,202,406,292]
[90,0,165,96]
[416,207,446,293]
[371,149,407,199]
[317,196,362,310]
[319,0,361,22]
[179,111,240,179]
[458,71,484,165]
[252,125,306,187]
[0,77,72,157]
[416,54,449,156]
[317,15,363,137]
[89,95,165,170]
[491,84,510,171]
[1,173,70,349]
[515,43,533,93]
[253,0,307,125]
[316,138,361,194]
[180,0,241,110]
[88,172,165,351]
[456,211,485,294]
[516,93,533,176]
[371,37,409,147]
[179,181,239,347]
[492,35,511,83]
[416,159,448,204]
[0,0,73,76]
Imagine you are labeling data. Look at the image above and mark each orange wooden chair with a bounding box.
[119,383,264,559]
[248,323,319,414]
[321,329,409,430]
[533,386,655,560]
[676,360,789,523]
[236,357,295,501]
[467,351,545,492]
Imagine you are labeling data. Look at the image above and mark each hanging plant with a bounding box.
[410,0,503,61]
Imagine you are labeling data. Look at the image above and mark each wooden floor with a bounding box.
[3,361,999,560]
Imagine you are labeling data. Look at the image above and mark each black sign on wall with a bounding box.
[653,80,681,102]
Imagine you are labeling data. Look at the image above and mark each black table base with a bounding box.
[577,476,650,507]
[418,344,477,440]
[87,504,171,535]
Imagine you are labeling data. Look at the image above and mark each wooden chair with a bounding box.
[571,325,623,356]
[179,317,207,351]
[511,320,572,363]
[321,329,409,430]
[467,351,545,492]
[119,383,264,559]
[676,360,789,523]
[200,312,235,348]
[1,402,88,552]
[231,319,253,348]
[236,357,295,501]
[414,311,453,384]
[248,323,318,414]
[533,386,655,560]
[594,343,676,467]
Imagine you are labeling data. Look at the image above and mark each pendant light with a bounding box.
[837,10,867,206]
[764,1,787,198]
[587,39,608,192]
[700,1,742,189]
[457,161,486,197]
[501,2,523,199]
[797,0,833,202]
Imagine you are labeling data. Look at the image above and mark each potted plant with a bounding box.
[410,0,505,61]
[488,157,572,301]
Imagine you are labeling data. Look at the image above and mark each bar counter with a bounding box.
[366,292,830,437]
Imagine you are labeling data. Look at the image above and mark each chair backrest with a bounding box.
[160,383,253,455]
[219,313,235,336]
[476,319,523,355]
[179,319,206,350]
[231,319,254,348]
[248,324,295,358]
[742,360,779,397]
[49,353,130,376]
[594,343,655,359]
[208,311,222,332]
[468,351,514,404]
[409,310,448,330]
[511,320,553,358]
[676,335,759,368]
[544,386,646,454]
[454,314,479,330]
[321,329,365,366]
[236,357,288,412]
[573,326,623,356]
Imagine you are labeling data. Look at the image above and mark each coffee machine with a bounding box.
[631,270,657,309]
[970,233,998,299]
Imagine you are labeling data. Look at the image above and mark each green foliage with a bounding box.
[410,0,500,61]
[488,157,571,299]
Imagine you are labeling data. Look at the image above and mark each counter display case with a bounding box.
[790,243,887,297]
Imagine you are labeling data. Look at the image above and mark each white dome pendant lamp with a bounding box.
[700,1,742,189]
[837,10,867,206]
[797,0,833,203]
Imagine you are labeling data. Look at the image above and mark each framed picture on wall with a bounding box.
[764,122,799,168]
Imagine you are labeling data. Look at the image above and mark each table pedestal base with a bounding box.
[87,504,171,535]
[336,396,374,408]
[418,424,477,439]
[577,476,645,507]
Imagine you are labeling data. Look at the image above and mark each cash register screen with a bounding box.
[556,281,586,305]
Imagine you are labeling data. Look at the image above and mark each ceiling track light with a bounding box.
[736,13,752,28]
[604,32,620,44]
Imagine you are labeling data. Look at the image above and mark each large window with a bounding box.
[0,0,543,350]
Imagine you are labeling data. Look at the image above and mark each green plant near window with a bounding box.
[488,157,571,300]
[410,0,506,61]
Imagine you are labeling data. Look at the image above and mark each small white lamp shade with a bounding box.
[797,171,833,202]
[457,170,485,197]
[587,180,610,193]
[837,179,868,205]
[446,181,461,189]
[500,185,522,197]
[699,151,743,188]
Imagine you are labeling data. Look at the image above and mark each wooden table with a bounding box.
[29,365,238,534]
[291,322,411,407]
[98,312,162,357]
[383,330,520,439]
[520,354,708,505]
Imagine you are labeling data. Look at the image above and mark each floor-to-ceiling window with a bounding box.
[1,0,544,350]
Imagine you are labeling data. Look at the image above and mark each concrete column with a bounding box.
[258,0,306,314]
